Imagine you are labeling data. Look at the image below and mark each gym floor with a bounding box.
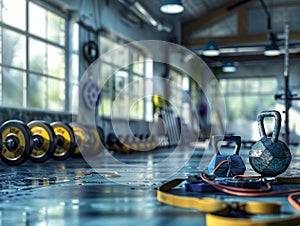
[0,144,299,226]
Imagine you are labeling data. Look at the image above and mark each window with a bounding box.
[213,77,277,137]
[98,35,149,120]
[0,0,70,111]
[168,67,202,127]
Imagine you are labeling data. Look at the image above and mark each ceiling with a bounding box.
[137,0,300,61]
[140,0,234,24]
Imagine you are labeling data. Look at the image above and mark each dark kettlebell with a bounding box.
[208,135,246,177]
[249,110,292,177]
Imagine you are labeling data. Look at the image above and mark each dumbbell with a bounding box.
[0,120,33,165]
[28,120,57,163]
[50,122,76,160]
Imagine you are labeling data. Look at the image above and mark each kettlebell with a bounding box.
[249,110,292,177]
[208,135,246,177]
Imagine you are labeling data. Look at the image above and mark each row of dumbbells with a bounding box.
[0,120,104,166]
[105,133,168,153]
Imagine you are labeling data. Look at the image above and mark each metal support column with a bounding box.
[284,24,290,145]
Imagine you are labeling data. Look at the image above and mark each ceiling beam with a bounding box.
[202,53,300,64]
[184,32,300,47]
[182,0,300,49]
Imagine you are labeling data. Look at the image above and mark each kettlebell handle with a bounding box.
[213,135,241,155]
[257,110,281,142]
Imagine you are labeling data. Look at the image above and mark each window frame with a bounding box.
[0,0,73,112]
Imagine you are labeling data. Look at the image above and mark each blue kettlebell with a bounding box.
[208,135,246,177]
[249,110,292,177]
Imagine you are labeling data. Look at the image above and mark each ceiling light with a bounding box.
[264,32,281,56]
[264,41,281,56]
[222,60,236,73]
[160,0,184,14]
[202,41,220,57]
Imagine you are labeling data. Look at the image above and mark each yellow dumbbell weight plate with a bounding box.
[2,127,26,160]
[70,123,90,157]
[31,126,49,158]
[0,120,33,165]
[28,121,57,163]
[51,122,76,160]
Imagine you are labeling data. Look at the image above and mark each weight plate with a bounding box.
[28,121,57,163]
[83,40,99,63]
[50,122,76,160]
[0,120,33,165]
[77,125,104,157]
[82,80,100,110]
[70,123,90,158]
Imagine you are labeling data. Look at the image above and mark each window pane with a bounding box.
[3,29,26,69]
[0,28,2,64]
[114,70,128,118]
[29,74,46,109]
[72,23,79,52]
[47,11,65,45]
[29,39,65,78]
[99,63,113,116]
[99,93,112,116]
[130,76,144,119]
[100,63,113,85]
[226,96,243,122]
[47,45,65,78]
[114,47,128,67]
[71,54,79,83]
[261,78,277,93]
[244,78,260,93]
[71,84,79,113]
[48,78,65,111]
[1,0,26,30]
[226,79,243,94]
[29,38,46,74]
[29,3,65,45]
[29,3,46,39]
[2,67,25,107]
[132,54,144,74]
[0,66,2,102]
[100,36,109,54]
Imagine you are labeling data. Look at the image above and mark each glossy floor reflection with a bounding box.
[0,145,299,225]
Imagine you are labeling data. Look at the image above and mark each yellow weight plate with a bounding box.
[54,126,71,156]
[0,120,33,165]
[72,125,89,157]
[2,126,26,161]
[51,122,76,160]
[30,126,50,158]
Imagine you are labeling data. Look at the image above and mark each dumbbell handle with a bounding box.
[33,137,39,144]
[32,136,44,149]
[2,137,19,151]
[2,139,15,147]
